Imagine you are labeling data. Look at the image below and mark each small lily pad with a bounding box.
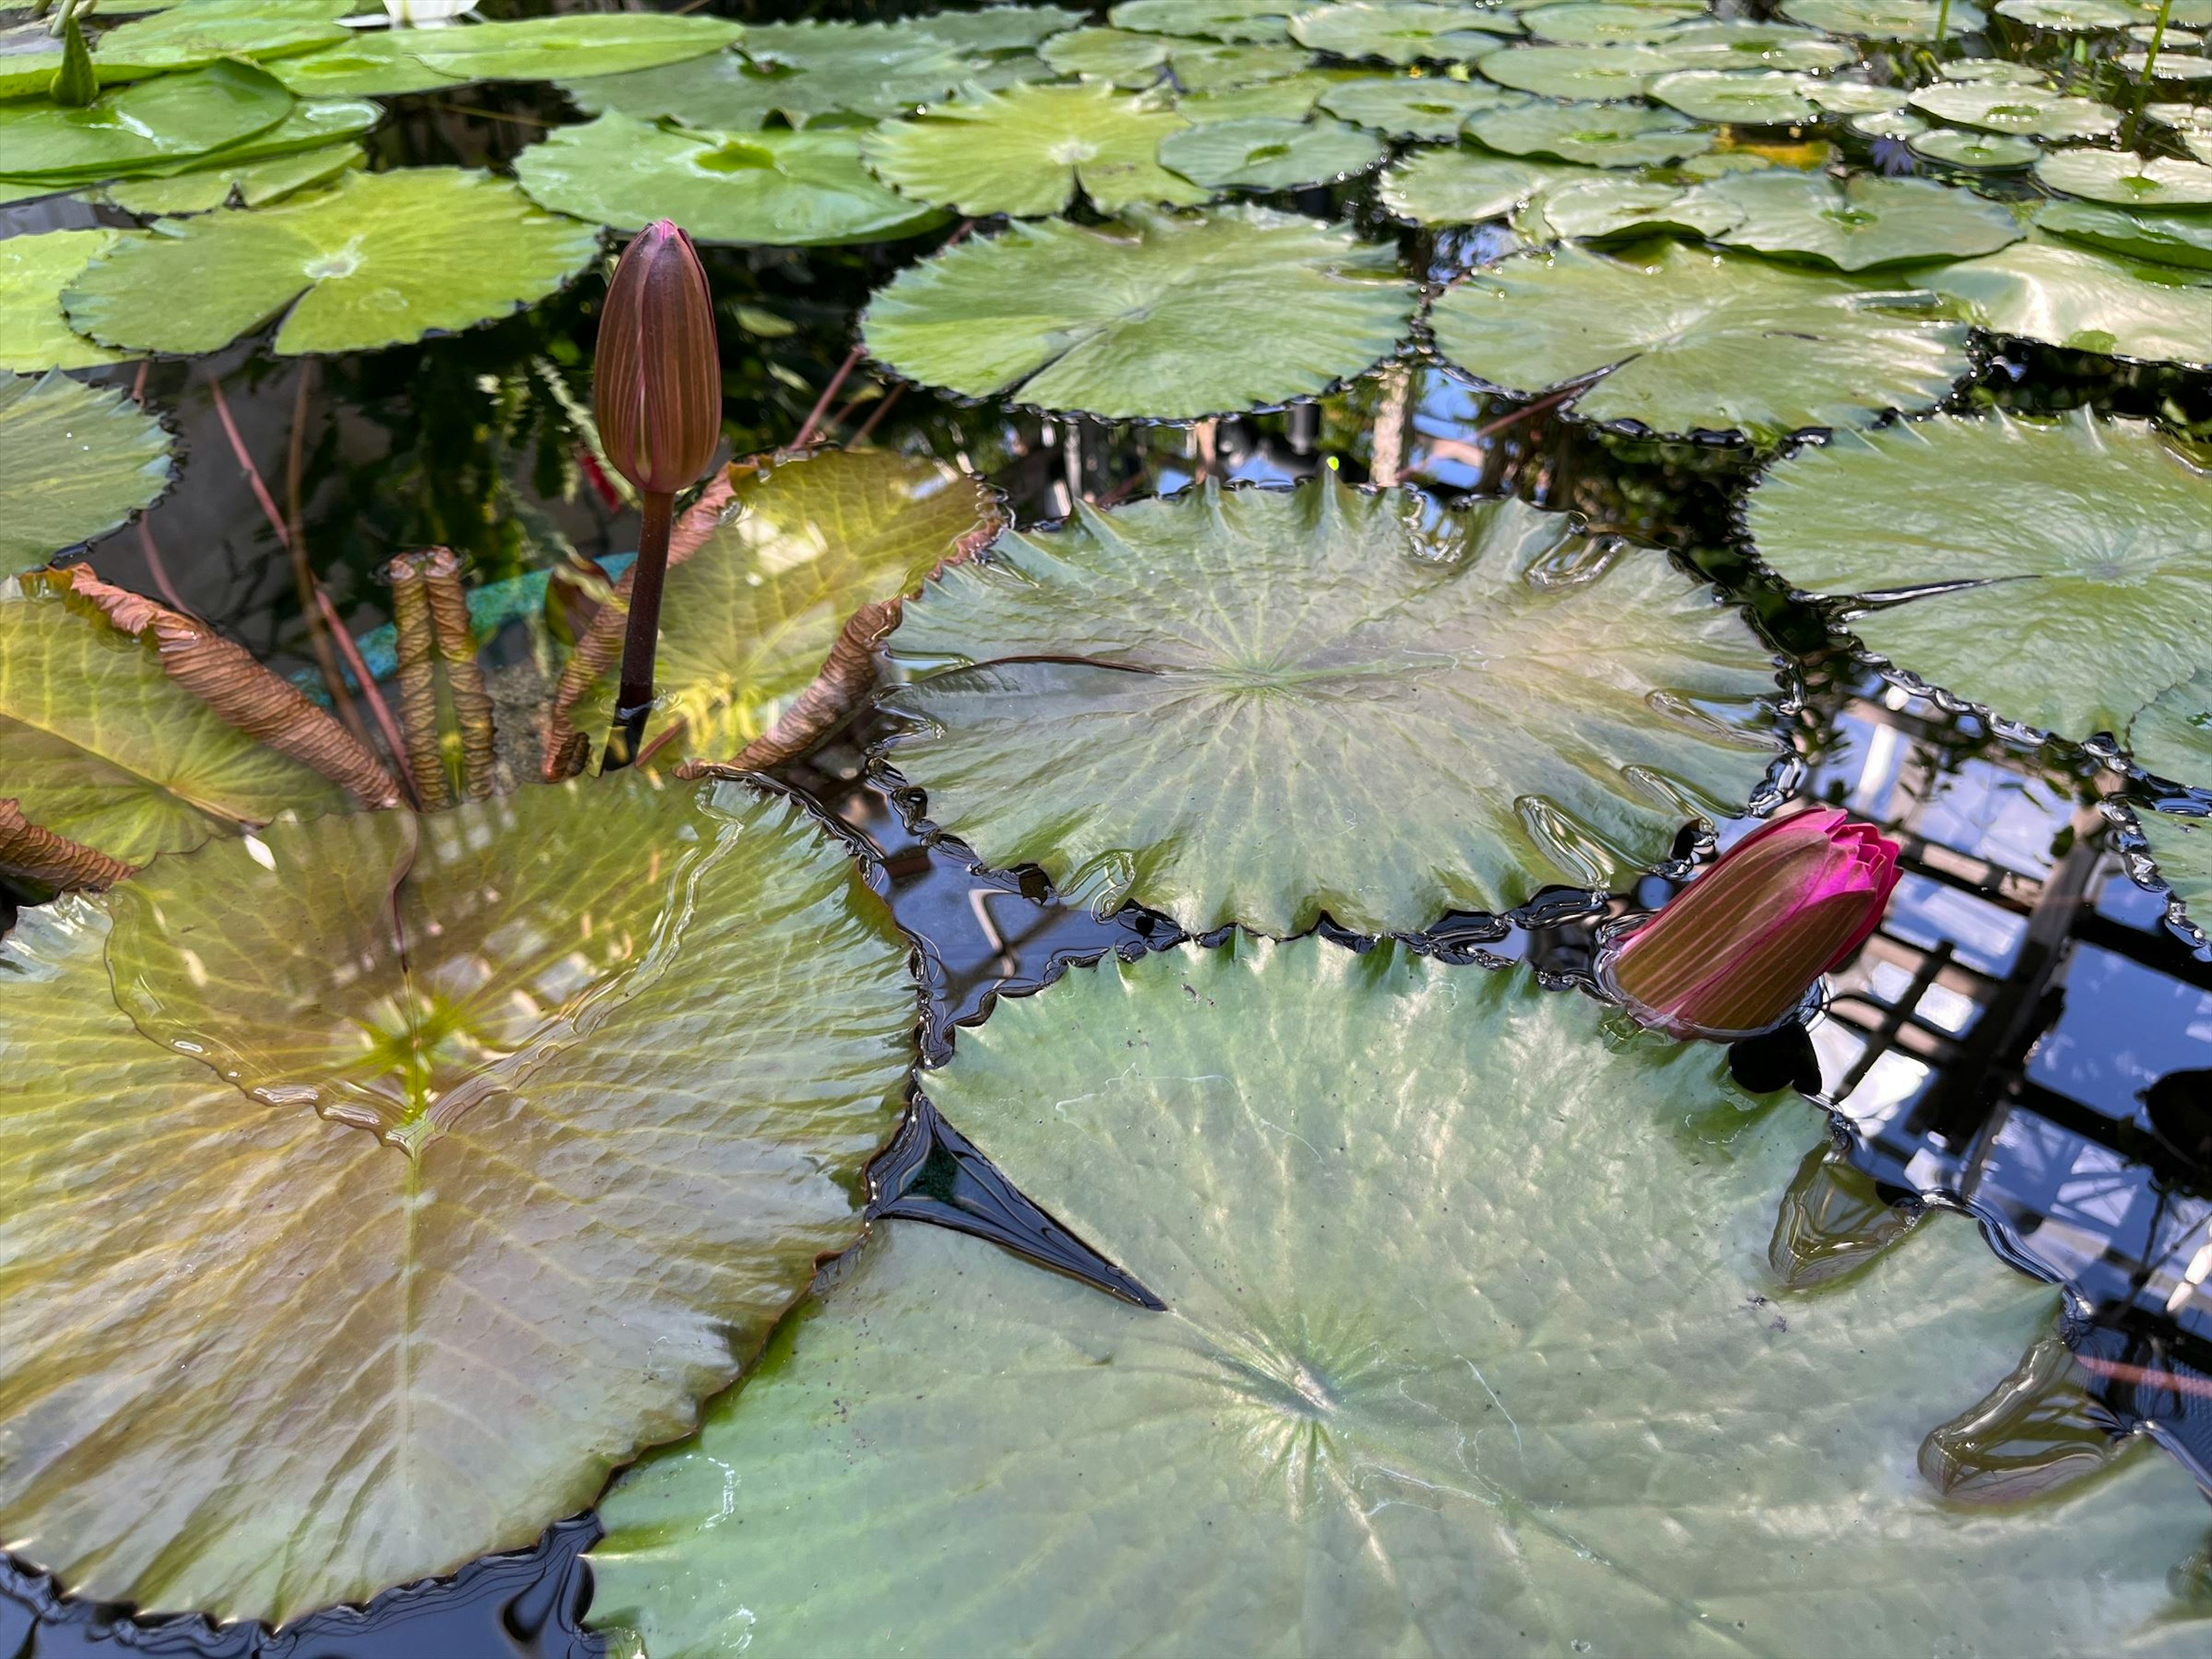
[859,82,1207,217]
[1477,41,1683,99]
[0,373,169,574]
[0,774,917,1626]
[1039,24,1178,84]
[922,4,1088,51]
[0,229,128,372]
[1909,81,2120,138]
[63,167,601,357]
[2037,196,2212,267]
[1926,234,2212,363]
[1944,56,2052,81]
[1427,240,1972,441]
[569,21,968,130]
[0,60,293,185]
[879,474,1779,932]
[1109,0,1295,41]
[1745,411,2212,738]
[1805,77,1914,113]
[2036,146,2212,204]
[1516,172,1744,240]
[1997,0,2139,26]
[1156,113,1387,187]
[590,934,2212,1659]
[860,205,1415,421]
[1660,18,1859,67]
[1175,69,1349,122]
[1465,98,1713,165]
[1519,2,1705,43]
[1910,127,2040,167]
[1315,71,1522,137]
[514,113,945,247]
[89,0,350,74]
[1649,67,1819,123]
[1705,172,2025,268]
[2118,44,2212,75]
[1780,0,1986,35]
[1378,143,1588,221]
[1289,1,1509,64]
[99,139,362,216]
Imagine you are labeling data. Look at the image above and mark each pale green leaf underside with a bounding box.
[1745,412,2212,740]
[0,373,171,567]
[592,937,2212,1658]
[513,113,946,247]
[0,775,916,1626]
[62,167,602,357]
[0,229,128,372]
[0,572,341,863]
[880,474,1781,934]
[862,204,1415,420]
[571,448,1000,764]
[1427,240,1972,442]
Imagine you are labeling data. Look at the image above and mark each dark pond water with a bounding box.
[10,0,2212,1649]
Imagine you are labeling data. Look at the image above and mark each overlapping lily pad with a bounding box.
[1704,171,2025,268]
[1465,97,1711,165]
[566,21,966,129]
[89,0,351,74]
[1156,113,1386,187]
[859,206,1416,421]
[1478,41,1683,98]
[62,168,601,357]
[1649,66,1819,123]
[0,373,169,565]
[878,475,1780,933]
[1911,127,2039,168]
[2128,669,2212,787]
[2038,196,2212,267]
[1662,17,1858,66]
[0,773,916,1625]
[1926,236,2212,364]
[1909,81,2120,138]
[1315,71,1521,137]
[2036,147,2212,204]
[858,82,1207,217]
[1516,171,1743,240]
[0,230,127,372]
[100,140,361,217]
[277,11,739,96]
[1043,25,1313,90]
[0,60,293,185]
[1426,240,1972,442]
[590,934,2212,1659]
[2137,807,2212,912]
[1378,143,1586,222]
[1781,0,1987,36]
[550,449,1002,771]
[1745,412,2212,738]
[1111,0,1296,43]
[1288,1,1509,63]
[1997,0,2139,25]
[514,113,944,247]
[1521,1,1705,43]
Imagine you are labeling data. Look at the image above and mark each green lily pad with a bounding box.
[1477,42,1684,98]
[1856,108,1931,138]
[2128,669,2212,785]
[1945,55,2054,81]
[1518,2,1706,44]
[860,205,1415,421]
[1515,171,1744,240]
[0,373,170,567]
[0,772,916,1626]
[878,475,1779,932]
[1378,143,1587,221]
[1039,24,1179,84]
[556,449,1002,770]
[1658,18,1860,67]
[269,32,472,98]
[1909,82,2120,138]
[591,934,2212,1659]
[99,139,362,216]
[1176,67,1351,122]
[1745,412,2212,738]
[1806,77,1915,113]
[1110,0,1297,43]
[1314,71,1522,137]
[1468,98,1712,165]
[1649,67,1819,123]
[2119,44,2212,75]
[139,94,380,173]
[0,60,293,185]
[1781,0,1986,35]
[89,0,350,74]
[1704,172,2025,268]
[2036,146,2212,204]
[513,113,944,247]
[0,229,128,372]
[1911,127,2040,167]
[1997,0,2139,26]
[408,12,739,84]
[63,167,601,358]
[0,567,358,867]
[2137,807,2212,912]
[859,82,1207,217]
[1156,113,1386,187]
[2037,195,2212,267]
[567,21,968,129]
[1926,234,2212,362]
[921,4,1088,51]
[1289,1,1509,64]
[1427,240,1972,442]
[1157,39,1320,89]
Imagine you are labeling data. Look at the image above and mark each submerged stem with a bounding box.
[602,488,675,773]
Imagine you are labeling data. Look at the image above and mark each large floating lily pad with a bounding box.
[1909,81,2119,138]
[1782,0,1987,35]
[1746,412,2212,738]
[567,21,968,129]
[1926,236,2212,365]
[2039,196,2212,267]
[878,475,1779,933]
[1521,2,1705,43]
[1662,17,1858,67]
[1315,71,1521,137]
[1465,97,1711,165]
[1156,113,1386,188]
[1649,67,1819,123]
[1288,1,1508,63]
[89,0,351,74]
[1427,240,1972,442]
[514,113,943,247]
[63,168,601,357]
[860,206,1416,421]
[1516,171,1744,241]
[1704,171,2025,268]
[858,82,1207,217]
[0,567,350,867]
[0,774,916,1626]
[0,372,170,566]
[0,60,293,185]
[555,449,1002,770]
[1112,0,1297,43]
[0,229,127,372]
[268,32,466,97]
[278,11,740,96]
[2036,147,2212,205]
[2129,669,2212,786]
[1043,24,1313,90]
[1477,42,1683,99]
[591,934,2212,1659]
[101,139,362,217]
[1378,143,1586,222]
[2138,808,2212,912]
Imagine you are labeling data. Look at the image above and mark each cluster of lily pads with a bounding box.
[6,0,2212,1653]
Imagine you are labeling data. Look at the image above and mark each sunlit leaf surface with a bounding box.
[1701,171,2025,268]
[0,373,169,565]
[0,230,127,372]
[0,61,293,184]
[1927,235,2212,364]
[879,474,1781,934]
[592,936,2212,1658]
[0,775,916,1625]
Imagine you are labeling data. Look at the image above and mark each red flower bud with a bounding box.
[593,220,721,498]
[1599,807,1902,1041]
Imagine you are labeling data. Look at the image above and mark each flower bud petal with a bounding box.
[1602,808,1902,1041]
[593,221,722,498]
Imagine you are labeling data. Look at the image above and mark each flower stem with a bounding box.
[602,488,675,772]
[2129,0,2175,148]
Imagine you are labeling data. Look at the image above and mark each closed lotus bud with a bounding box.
[1600,807,1902,1041]
[49,7,97,107]
[593,220,721,498]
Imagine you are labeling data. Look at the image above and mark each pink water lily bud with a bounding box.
[1600,807,1902,1041]
[593,220,721,498]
